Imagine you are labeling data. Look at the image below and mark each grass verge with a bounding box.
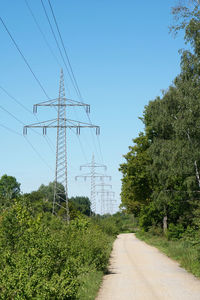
[77,270,103,300]
[136,231,200,278]
[77,237,115,300]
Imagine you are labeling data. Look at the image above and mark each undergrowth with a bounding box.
[0,201,119,299]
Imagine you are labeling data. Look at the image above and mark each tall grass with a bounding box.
[77,270,103,300]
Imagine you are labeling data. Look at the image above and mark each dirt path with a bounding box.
[96,233,200,300]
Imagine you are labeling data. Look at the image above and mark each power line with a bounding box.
[40,1,104,164]
[47,0,82,100]
[97,135,104,163]
[2,0,103,167]
[0,120,54,172]
[24,136,54,172]
[0,123,21,136]
[40,0,80,97]
[0,98,55,159]
[0,101,44,138]
[43,135,55,154]
[0,84,55,154]
[0,100,54,148]
[0,16,49,99]
[0,85,33,115]
[0,10,96,172]
[24,0,62,68]
[0,104,25,126]
[70,128,89,163]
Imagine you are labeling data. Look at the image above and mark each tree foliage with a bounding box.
[120,1,200,241]
[119,134,152,215]
[0,174,20,209]
[69,196,91,216]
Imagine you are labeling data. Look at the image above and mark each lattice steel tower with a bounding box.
[75,154,110,214]
[54,69,68,220]
[24,70,100,222]
[96,182,115,215]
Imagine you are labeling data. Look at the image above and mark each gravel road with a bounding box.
[96,233,200,300]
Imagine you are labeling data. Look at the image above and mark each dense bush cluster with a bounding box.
[0,196,117,299]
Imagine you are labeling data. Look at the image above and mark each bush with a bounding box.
[167,223,185,240]
[0,200,114,299]
[148,225,163,236]
[0,202,80,299]
[139,202,162,231]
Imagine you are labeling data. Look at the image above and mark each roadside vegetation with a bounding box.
[119,0,200,278]
[0,175,126,299]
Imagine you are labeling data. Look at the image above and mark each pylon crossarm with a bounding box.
[96,191,115,194]
[97,175,111,181]
[77,171,107,177]
[65,98,90,111]
[66,118,98,127]
[23,118,100,135]
[75,174,106,179]
[24,118,57,127]
[80,164,106,170]
[75,174,91,179]
[33,98,90,113]
[25,118,97,127]
[94,163,106,169]
[95,183,112,187]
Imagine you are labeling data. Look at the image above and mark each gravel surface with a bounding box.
[96,233,200,300]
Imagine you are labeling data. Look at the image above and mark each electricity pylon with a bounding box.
[107,194,117,215]
[24,70,100,222]
[75,154,110,214]
[110,198,117,214]
[96,182,115,215]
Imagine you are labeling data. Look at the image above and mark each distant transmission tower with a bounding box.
[108,194,117,215]
[96,182,115,215]
[24,69,100,222]
[75,154,110,214]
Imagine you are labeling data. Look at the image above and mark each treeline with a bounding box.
[120,1,200,242]
[0,174,124,299]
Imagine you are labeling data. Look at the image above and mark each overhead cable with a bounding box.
[0,123,21,136]
[0,85,55,153]
[40,0,80,97]
[24,0,62,68]
[48,0,82,100]
[44,1,104,163]
[0,121,54,172]
[0,16,49,99]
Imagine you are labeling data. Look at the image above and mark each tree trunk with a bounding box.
[163,205,167,235]
[186,129,200,189]
[163,215,168,235]
[194,160,200,189]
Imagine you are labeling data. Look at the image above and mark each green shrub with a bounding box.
[0,202,80,299]
[148,225,163,236]
[167,223,185,240]
[139,202,162,231]
[0,201,115,299]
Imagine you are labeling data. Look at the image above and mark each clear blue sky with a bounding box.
[0,0,185,213]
